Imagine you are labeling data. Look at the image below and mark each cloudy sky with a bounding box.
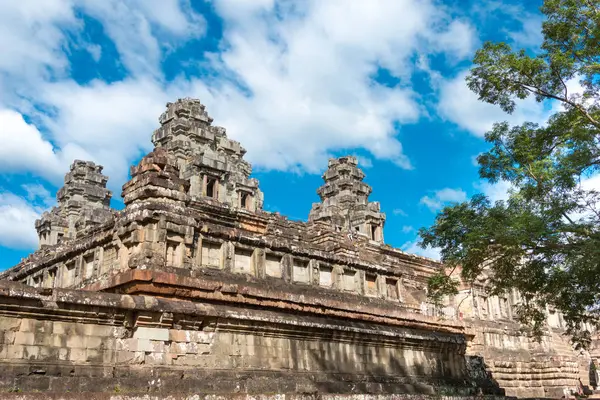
[0,0,549,269]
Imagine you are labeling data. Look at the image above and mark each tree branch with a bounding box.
[517,82,600,130]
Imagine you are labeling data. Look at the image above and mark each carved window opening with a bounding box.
[292,259,309,284]
[57,232,64,244]
[32,275,42,288]
[343,269,357,292]
[240,192,250,210]
[64,261,76,287]
[319,265,333,287]
[201,241,222,269]
[265,254,283,278]
[206,177,217,198]
[370,224,379,241]
[500,297,509,318]
[46,268,57,288]
[102,246,117,274]
[386,278,398,300]
[365,273,378,296]
[166,241,179,267]
[479,296,489,318]
[83,253,94,279]
[234,247,254,275]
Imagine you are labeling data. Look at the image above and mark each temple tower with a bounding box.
[151,98,263,211]
[308,156,386,243]
[35,160,113,247]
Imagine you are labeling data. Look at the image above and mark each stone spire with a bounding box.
[35,160,113,247]
[151,98,263,211]
[308,156,386,243]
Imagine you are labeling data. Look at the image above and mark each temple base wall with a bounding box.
[465,321,587,398]
[0,282,474,397]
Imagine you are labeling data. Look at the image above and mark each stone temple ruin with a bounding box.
[1,98,599,399]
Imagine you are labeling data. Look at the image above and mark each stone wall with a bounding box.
[0,281,471,396]
[0,395,511,400]
[464,320,586,398]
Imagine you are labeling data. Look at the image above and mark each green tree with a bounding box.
[420,0,600,346]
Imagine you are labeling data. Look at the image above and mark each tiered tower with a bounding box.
[35,160,113,247]
[308,156,386,242]
[151,98,263,211]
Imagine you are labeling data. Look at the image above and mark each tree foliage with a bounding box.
[420,0,600,345]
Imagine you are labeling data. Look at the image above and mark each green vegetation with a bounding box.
[420,0,600,346]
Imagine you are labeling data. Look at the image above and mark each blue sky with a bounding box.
[0,0,551,270]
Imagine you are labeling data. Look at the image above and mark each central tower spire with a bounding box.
[150,98,263,211]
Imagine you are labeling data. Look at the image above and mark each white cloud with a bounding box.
[354,155,373,169]
[567,173,600,223]
[420,188,467,212]
[21,184,55,208]
[437,70,554,137]
[0,0,76,77]
[401,237,441,260]
[0,109,65,181]
[402,225,415,233]
[188,0,479,172]
[0,192,41,249]
[75,0,206,77]
[393,208,408,217]
[508,15,543,48]
[86,44,102,62]
[433,19,478,61]
[438,66,588,139]
[475,180,512,203]
[37,78,177,187]
[0,0,480,190]
[472,1,543,49]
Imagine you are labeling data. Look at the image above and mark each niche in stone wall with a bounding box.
[32,274,42,288]
[46,268,57,288]
[343,269,357,292]
[201,240,222,269]
[234,247,254,275]
[319,264,333,287]
[265,253,283,278]
[365,273,378,296]
[478,296,489,319]
[83,253,94,279]
[500,297,509,319]
[370,225,377,241]
[63,261,76,287]
[292,259,309,284]
[166,241,181,267]
[239,191,252,210]
[205,177,218,198]
[386,278,399,300]
[102,246,117,274]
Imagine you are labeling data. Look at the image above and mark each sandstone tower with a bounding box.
[151,98,263,211]
[309,155,385,242]
[35,160,113,247]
